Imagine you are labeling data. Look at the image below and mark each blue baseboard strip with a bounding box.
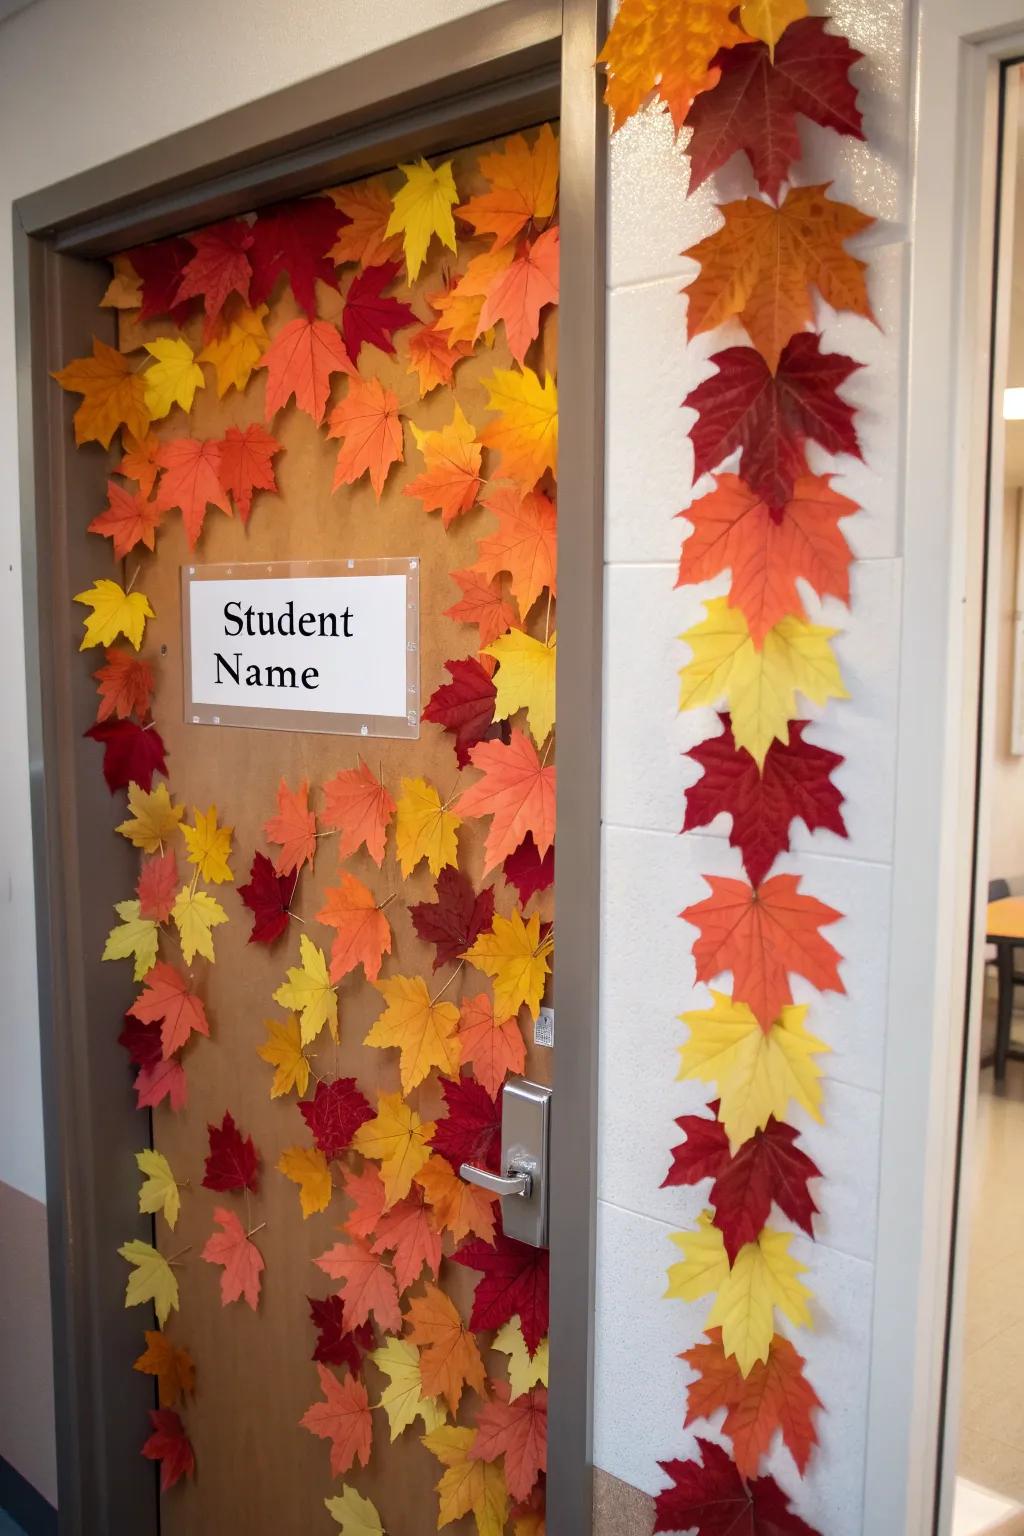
[0,1456,57,1535]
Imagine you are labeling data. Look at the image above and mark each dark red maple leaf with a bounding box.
[687,19,865,201]
[300,1078,374,1161]
[423,657,505,768]
[662,1105,730,1187]
[84,718,167,794]
[135,1056,188,1112]
[119,1012,162,1070]
[655,1439,821,1536]
[307,1295,374,1375]
[342,259,417,363]
[125,237,197,325]
[238,850,297,945]
[141,1408,195,1492]
[248,196,345,318]
[410,867,496,971]
[684,715,847,888]
[453,1226,550,1354]
[431,1074,501,1174]
[217,424,282,524]
[503,835,555,904]
[202,1110,259,1193]
[684,335,862,512]
[174,218,253,321]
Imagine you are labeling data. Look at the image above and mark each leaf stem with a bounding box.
[247,1221,267,1239]
[167,1245,191,1267]
[431,960,465,1006]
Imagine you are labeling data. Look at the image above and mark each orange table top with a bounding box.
[987,897,1024,940]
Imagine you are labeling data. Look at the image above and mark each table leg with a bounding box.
[996,941,1014,1082]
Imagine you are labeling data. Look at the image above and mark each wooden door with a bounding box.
[59,124,559,1534]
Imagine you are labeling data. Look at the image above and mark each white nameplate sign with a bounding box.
[182,558,420,739]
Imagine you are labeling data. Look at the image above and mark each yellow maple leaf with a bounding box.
[171,883,228,965]
[464,909,552,1021]
[102,899,159,981]
[116,781,184,853]
[325,1486,386,1535]
[142,337,204,420]
[422,1424,509,1536]
[395,777,461,879]
[386,157,459,280]
[118,1238,179,1327]
[198,304,270,396]
[364,975,461,1095]
[371,1336,447,1439]
[256,1015,310,1098]
[352,1091,434,1207]
[135,1148,181,1231]
[678,597,848,769]
[597,0,749,133]
[678,990,829,1149]
[182,805,234,884]
[52,336,150,448]
[273,934,339,1044]
[480,367,558,488]
[491,1319,549,1399]
[277,1144,333,1219]
[74,578,154,652]
[740,0,807,51]
[483,630,556,744]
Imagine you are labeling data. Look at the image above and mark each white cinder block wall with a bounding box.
[593,2,913,1529]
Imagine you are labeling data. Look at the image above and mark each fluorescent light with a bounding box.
[1005,388,1024,419]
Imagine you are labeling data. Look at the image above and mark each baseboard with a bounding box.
[0,1455,57,1535]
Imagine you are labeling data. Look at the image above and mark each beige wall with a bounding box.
[988,486,1024,885]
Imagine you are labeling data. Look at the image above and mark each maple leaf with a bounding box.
[406,321,473,396]
[686,187,874,371]
[431,247,515,344]
[455,1228,550,1355]
[445,566,522,648]
[133,1330,195,1409]
[682,872,844,1029]
[352,1091,435,1207]
[423,658,502,770]
[328,375,404,499]
[321,758,395,865]
[154,437,231,547]
[684,335,862,513]
[141,1408,194,1492]
[309,1295,375,1375]
[171,883,228,965]
[395,776,461,878]
[182,804,233,884]
[741,0,808,47]
[371,1184,442,1294]
[410,867,496,971]
[684,1328,821,1479]
[406,1281,486,1415]
[480,367,558,488]
[278,1143,333,1218]
[134,1056,188,1114]
[679,991,828,1149]
[136,848,178,924]
[365,974,462,1094]
[102,900,159,981]
[84,718,167,794]
[456,123,559,249]
[415,1153,497,1245]
[300,1077,374,1160]
[101,255,142,311]
[325,1485,385,1535]
[678,597,848,769]
[74,578,154,652]
[371,1337,447,1439]
[316,871,392,983]
[116,781,183,852]
[257,1014,309,1098]
[341,1163,388,1240]
[128,961,210,1059]
[432,1073,502,1174]
[597,0,749,131]
[485,630,556,745]
[93,647,154,724]
[329,175,404,268]
[472,1381,547,1503]
[217,423,282,523]
[274,934,339,1044]
[52,337,149,448]
[202,1110,259,1193]
[464,907,553,1021]
[478,228,560,366]
[474,485,557,617]
[657,1447,811,1536]
[118,1239,179,1327]
[264,776,317,875]
[686,18,864,201]
[341,259,417,361]
[457,731,555,875]
[423,1424,509,1536]
[174,218,253,320]
[458,992,526,1100]
[404,404,482,528]
[88,479,163,559]
[301,1365,373,1476]
[116,428,162,497]
[684,715,847,886]
[386,157,459,280]
[260,316,355,424]
[316,1236,401,1333]
[238,850,297,945]
[503,835,554,905]
[248,195,345,317]
[125,237,195,324]
[202,1206,264,1308]
[135,1147,181,1230]
[142,337,205,420]
[492,1320,549,1400]
[198,303,271,396]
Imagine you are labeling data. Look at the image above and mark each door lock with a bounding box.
[459,1077,551,1248]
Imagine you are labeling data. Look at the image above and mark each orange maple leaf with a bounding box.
[201,1207,264,1309]
[456,730,556,873]
[154,437,231,548]
[93,647,154,722]
[477,228,560,366]
[327,375,404,499]
[88,479,163,559]
[217,423,282,525]
[471,1381,547,1502]
[403,404,483,527]
[116,429,162,498]
[405,1282,486,1415]
[315,1237,401,1333]
[430,248,515,344]
[341,1163,388,1240]
[445,567,522,652]
[456,123,559,250]
[328,176,404,268]
[52,336,150,448]
[414,1154,497,1245]
[316,871,393,983]
[321,758,395,865]
[136,849,178,924]
[683,1328,821,1479]
[259,316,355,424]
[128,961,209,1059]
[681,873,845,1030]
[370,1185,442,1294]
[300,1364,372,1477]
[133,1330,195,1409]
[458,993,526,1100]
[264,777,317,876]
[597,0,748,133]
[406,321,473,397]
[473,486,557,617]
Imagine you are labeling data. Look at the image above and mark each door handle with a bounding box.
[457,1077,551,1248]
[459,1164,533,1199]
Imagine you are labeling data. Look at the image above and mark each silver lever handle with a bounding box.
[459,1162,532,1199]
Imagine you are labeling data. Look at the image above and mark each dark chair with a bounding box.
[988,878,1024,1079]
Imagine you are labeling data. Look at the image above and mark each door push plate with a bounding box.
[460,1078,551,1248]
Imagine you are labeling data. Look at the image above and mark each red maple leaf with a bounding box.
[84,718,167,794]
[93,648,155,723]
[307,1295,374,1375]
[238,850,296,945]
[141,1409,194,1492]
[88,480,163,558]
[687,20,865,201]
[472,1382,547,1502]
[136,849,178,923]
[299,1078,374,1161]
[155,437,231,547]
[503,834,555,904]
[662,1104,731,1186]
[300,1364,372,1477]
[431,1073,501,1174]
[684,336,862,512]
[125,237,196,324]
[135,1056,188,1113]
[248,196,344,318]
[655,1439,821,1536]
[342,259,417,362]
[684,716,847,888]
[217,424,282,524]
[453,1226,550,1354]
[202,1110,259,1193]
[128,961,210,1059]
[119,1012,162,1070]
[174,219,254,321]
[410,867,496,971]
[423,657,505,768]
[682,873,845,1030]
[683,1330,822,1480]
